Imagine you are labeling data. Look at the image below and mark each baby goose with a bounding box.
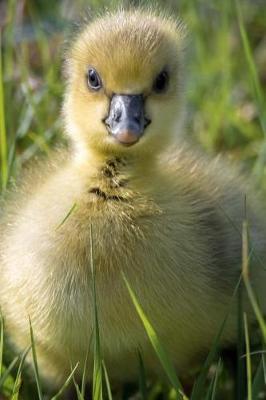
[0,7,266,388]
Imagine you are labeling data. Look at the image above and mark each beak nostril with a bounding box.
[133,113,141,123]
[114,109,122,122]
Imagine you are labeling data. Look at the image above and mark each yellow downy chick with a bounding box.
[0,7,265,388]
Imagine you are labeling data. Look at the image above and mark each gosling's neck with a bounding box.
[73,147,157,197]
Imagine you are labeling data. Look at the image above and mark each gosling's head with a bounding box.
[63,8,186,160]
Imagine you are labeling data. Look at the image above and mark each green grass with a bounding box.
[123,274,187,400]
[0,0,266,399]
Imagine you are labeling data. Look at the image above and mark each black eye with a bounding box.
[87,68,102,90]
[153,70,169,93]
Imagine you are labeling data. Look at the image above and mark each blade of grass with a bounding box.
[210,358,222,400]
[190,318,226,400]
[123,274,187,400]
[252,354,266,399]
[237,279,245,400]
[205,358,222,400]
[11,345,31,400]
[56,202,77,230]
[242,220,266,342]
[0,356,19,389]
[243,313,252,400]
[29,317,43,400]
[51,362,79,400]
[138,350,148,400]
[0,311,3,378]
[71,366,84,400]
[81,332,93,398]
[102,360,113,400]
[263,356,266,385]
[0,30,8,190]
[74,382,84,400]
[90,224,103,400]
[191,276,242,400]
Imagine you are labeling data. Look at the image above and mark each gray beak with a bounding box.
[104,95,151,146]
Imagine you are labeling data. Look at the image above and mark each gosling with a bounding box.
[0,7,265,388]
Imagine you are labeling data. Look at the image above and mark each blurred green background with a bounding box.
[0,0,266,399]
[0,0,266,188]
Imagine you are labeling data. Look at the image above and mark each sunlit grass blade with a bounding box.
[252,354,266,399]
[123,274,187,400]
[0,356,19,389]
[102,360,113,400]
[71,366,84,400]
[90,225,103,400]
[243,313,252,400]
[51,362,79,400]
[205,358,222,400]
[11,345,31,400]
[138,350,148,400]
[56,202,77,230]
[74,382,84,400]
[242,220,266,342]
[0,30,8,191]
[29,317,43,400]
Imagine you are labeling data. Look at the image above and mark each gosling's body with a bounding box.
[0,8,265,386]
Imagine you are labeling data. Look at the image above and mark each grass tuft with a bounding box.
[29,317,43,400]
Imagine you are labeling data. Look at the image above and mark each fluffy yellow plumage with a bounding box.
[0,7,265,389]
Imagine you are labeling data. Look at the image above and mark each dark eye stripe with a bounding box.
[87,68,102,90]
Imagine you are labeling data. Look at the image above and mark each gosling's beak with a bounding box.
[104,95,151,146]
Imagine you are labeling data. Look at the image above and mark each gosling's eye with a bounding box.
[87,68,102,90]
[153,70,169,93]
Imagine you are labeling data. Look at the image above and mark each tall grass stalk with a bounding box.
[102,360,113,400]
[243,313,252,400]
[81,333,93,398]
[242,220,266,342]
[11,346,31,400]
[29,318,43,400]
[0,31,8,190]
[138,350,148,400]
[0,312,3,378]
[205,358,221,400]
[123,274,187,400]
[252,355,266,399]
[51,363,79,400]
[90,225,103,400]
[0,356,19,389]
